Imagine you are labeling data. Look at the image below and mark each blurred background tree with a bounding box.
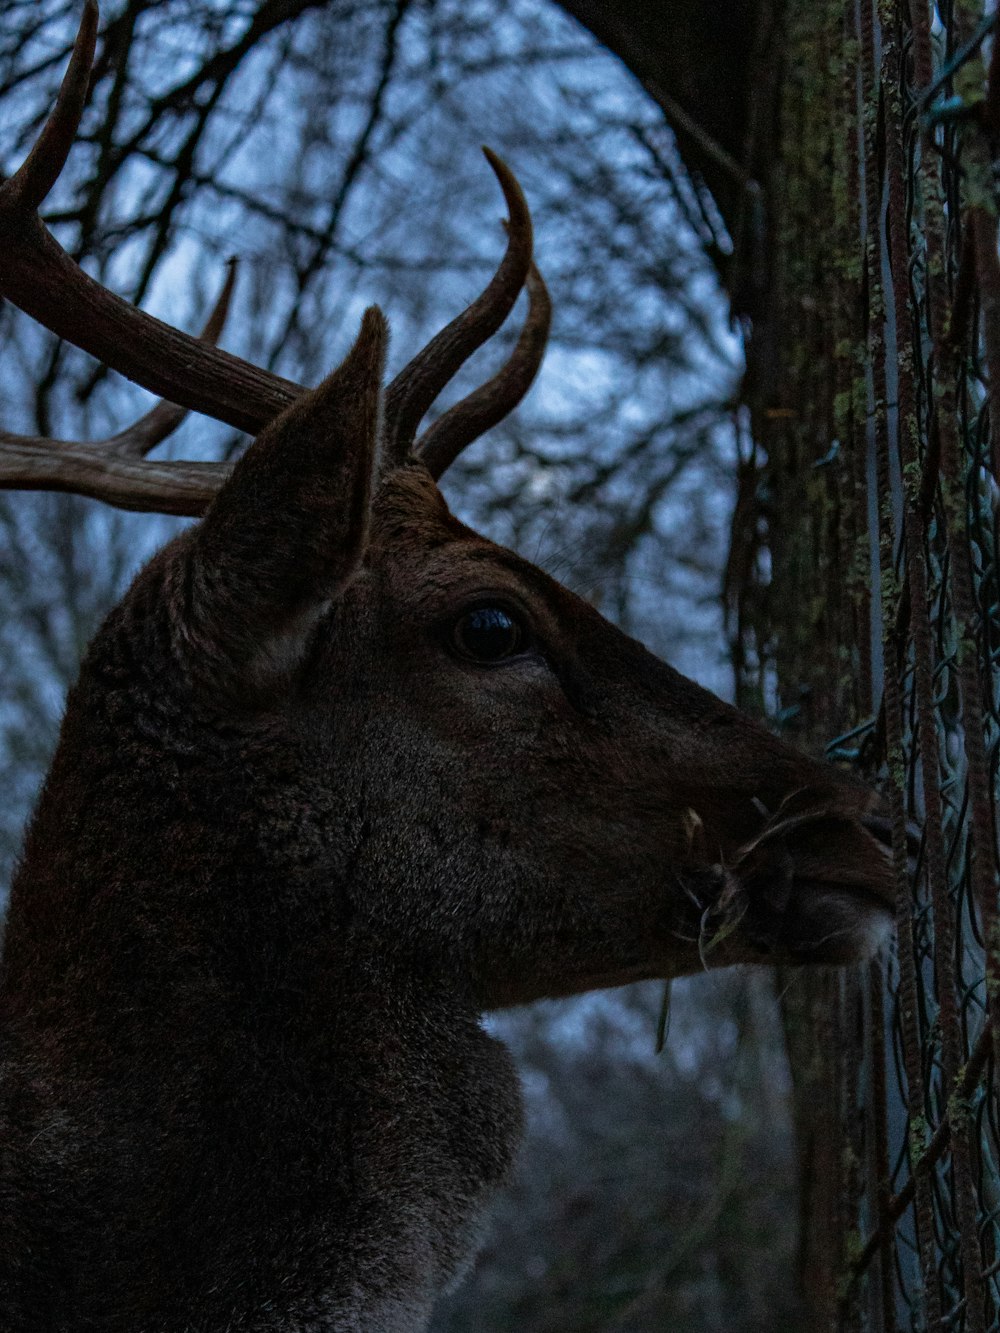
[0,1,802,1327]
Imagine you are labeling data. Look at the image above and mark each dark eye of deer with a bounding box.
[451,607,524,663]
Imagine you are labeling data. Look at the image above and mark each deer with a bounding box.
[0,5,896,1330]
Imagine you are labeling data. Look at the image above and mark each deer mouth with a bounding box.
[694,791,898,967]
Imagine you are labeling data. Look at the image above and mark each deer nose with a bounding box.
[733,789,901,910]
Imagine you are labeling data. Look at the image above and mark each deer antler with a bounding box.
[0,1,549,515]
[0,2,300,438]
[381,149,534,466]
[0,263,237,515]
[417,257,551,479]
[100,259,237,459]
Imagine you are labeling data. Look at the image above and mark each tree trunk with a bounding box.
[555,2,1000,1328]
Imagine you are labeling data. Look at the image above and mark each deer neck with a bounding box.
[0,653,523,1327]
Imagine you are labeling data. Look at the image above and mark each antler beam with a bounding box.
[0,439,229,516]
[0,263,238,515]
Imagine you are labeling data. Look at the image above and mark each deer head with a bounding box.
[0,5,894,1329]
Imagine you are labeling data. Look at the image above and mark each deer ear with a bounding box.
[186,307,387,683]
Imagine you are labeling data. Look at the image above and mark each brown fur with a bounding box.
[0,315,892,1330]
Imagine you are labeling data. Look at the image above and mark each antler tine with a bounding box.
[382,148,533,466]
[0,2,303,438]
[1,0,98,213]
[417,256,551,480]
[105,258,239,458]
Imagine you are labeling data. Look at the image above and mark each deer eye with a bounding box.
[450,606,526,663]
